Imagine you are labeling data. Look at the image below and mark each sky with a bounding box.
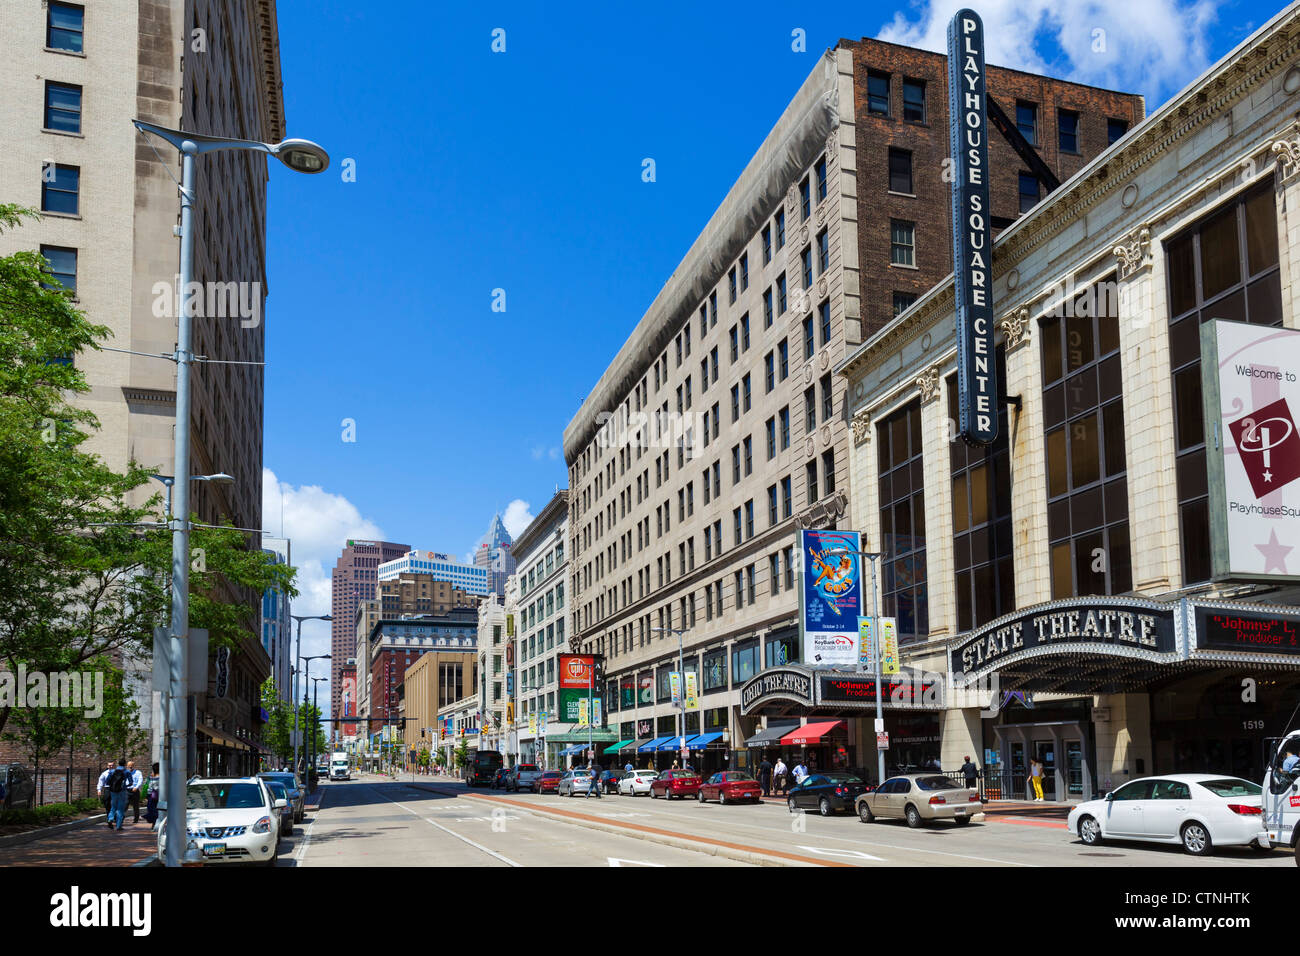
[261,0,1280,701]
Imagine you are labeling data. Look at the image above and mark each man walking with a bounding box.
[773,756,788,796]
[105,759,130,831]
[961,755,979,792]
[585,758,602,799]
[126,760,144,824]
[759,756,773,797]
[792,758,808,785]
[96,762,115,826]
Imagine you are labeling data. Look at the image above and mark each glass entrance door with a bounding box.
[1034,740,1056,800]
[1065,739,1083,797]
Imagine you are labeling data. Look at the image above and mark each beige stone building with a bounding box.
[0,0,287,774]
[840,4,1300,802]
[401,649,476,763]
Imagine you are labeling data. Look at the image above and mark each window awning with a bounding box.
[658,736,696,751]
[686,732,725,749]
[744,721,800,748]
[558,743,589,756]
[623,738,652,754]
[779,720,845,746]
[603,739,633,755]
[638,736,672,753]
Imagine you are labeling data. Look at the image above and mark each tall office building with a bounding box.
[474,514,516,599]
[0,0,290,775]
[330,539,409,735]
[378,549,489,594]
[563,40,1143,776]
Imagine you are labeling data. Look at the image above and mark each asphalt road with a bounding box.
[274,773,1296,868]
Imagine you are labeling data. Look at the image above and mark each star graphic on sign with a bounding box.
[1256,529,1294,574]
[1264,470,1274,483]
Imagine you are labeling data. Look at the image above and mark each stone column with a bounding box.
[940,707,982,775]
[1092,692,1152,794]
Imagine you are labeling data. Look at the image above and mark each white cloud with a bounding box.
[876,0,1221,104]
[262,468,387,713]
[502,499,535,538]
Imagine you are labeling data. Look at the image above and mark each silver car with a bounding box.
[557,769,595,796]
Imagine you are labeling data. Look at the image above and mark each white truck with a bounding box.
[329,752,350,781]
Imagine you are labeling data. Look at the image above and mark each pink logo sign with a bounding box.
[1229,398,1300,499]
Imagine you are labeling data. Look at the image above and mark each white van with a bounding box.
[1262,730,1300,848]
[329,753,350,781]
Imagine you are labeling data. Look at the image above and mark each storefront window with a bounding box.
[703,707,727,732]
[1165,183,1280,584]
[703,648,728,691]
[656,664,672,703]
[948,350,1014,632]
[1041,273,1131,598]
[765,628,798,667]
[620,674,635,708]
[731,640,760,685]
[877,399,928,641]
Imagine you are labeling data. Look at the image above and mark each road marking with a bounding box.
[797,845,886,862]
[608,857,664,867]
[373,787,520,867]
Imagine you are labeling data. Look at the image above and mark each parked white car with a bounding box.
[158,777,283,866]
[618,769,658,796]
[1067,774,1269,856]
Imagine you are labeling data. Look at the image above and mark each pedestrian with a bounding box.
[793,758,808,784]
[624,760,634,774]
[671,758,679,770]
[961,755,979,790]
[585,758,601,799]
[773,756,788,795]
[126,760,143,824]
[105,759,130,831]
[144,763,160,829]
[759,757,773,796]
[96,762,114,826]
[1029,757,1044,802]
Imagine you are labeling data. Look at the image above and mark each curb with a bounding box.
[0,813,110,849]
[406,784,833,867]
[131,854,159,867]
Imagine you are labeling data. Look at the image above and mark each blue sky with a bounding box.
[263,0,1278,668]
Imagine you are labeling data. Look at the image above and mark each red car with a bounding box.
[650,769,702,800]
[697,771,762,805]
[535,771,563,794]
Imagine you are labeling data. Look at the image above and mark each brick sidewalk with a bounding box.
[1,819,156,867]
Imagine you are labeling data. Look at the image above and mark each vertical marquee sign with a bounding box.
[947,8,999,445]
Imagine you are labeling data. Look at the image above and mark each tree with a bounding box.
[0,205,297,737]
[3,700,82,788]
[84,658,148,762]
[259,678,294,764]
[454,740,470,771]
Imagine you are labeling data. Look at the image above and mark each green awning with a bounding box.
[603,739,634,754]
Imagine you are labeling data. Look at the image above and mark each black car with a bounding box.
[786,771,870,816]
[597,770,622,794]
[491,768,511,790]
[1,764,35,810]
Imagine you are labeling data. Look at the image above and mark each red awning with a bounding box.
[779,720,845,746]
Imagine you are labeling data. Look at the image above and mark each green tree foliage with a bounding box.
[84,658,148,762]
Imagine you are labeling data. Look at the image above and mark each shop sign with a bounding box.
[1201,320,1300,581]
[1196,606,1300,654]
[740,667,814,711]
[636,718,653,738]
[947,8,998,445]
[949,599,1177,678]
[877,732,889,750]
[800,530,863,667]
[818,673,942,708]
[559,654,594,689]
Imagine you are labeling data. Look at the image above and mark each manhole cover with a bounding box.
[1078,852,1125,857]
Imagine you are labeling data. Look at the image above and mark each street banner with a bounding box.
[670,671,682,705]
[881,617,900,675]
[1202,319,1300,580]
[577,698,589,727]
[857,616,875,670]
[684,672,699,711]
[528,713,537,736]
[801,529,863,666]
[592,699,601,726]
[506,613,514,637]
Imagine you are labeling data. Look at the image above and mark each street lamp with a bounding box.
[296,650,330,777]
[135,119,328,869]
[148,472,234,519]
[309,675,328,780]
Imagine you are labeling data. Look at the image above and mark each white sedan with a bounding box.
[618,769,658,796]
[158,777,283,865]
[1067,774,1270,856]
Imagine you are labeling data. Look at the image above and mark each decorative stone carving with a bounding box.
[795,491,848,531]
[819,350,830,371]
[826,130,839,162]
[916,364,941,403]
[821,424,832,445]
[804,363,814,385]
[998,307,1032,350]
[786,184,799,215]
[799,224,810,248]
[817,276,828,298]
[852,409,871,446]
[1272,120,1300,181]
[1112,226,1152,280]
[805,436,815,458]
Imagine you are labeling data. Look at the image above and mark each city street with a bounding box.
[283,775,1294,868]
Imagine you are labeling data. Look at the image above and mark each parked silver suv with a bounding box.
[506,763,543,792]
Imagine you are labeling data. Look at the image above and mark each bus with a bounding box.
[466,749,503,787]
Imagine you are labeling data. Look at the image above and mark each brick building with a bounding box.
[330,539,409,735]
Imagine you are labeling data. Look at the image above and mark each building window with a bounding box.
[806,460,819,503]
[41,164,80,215]
[741,313,749,350]
[800,176,811,221]
[818,300,831,346]
[768,484,779,525]
[888,148,912,194]
[779,406,790,449]
[1016,100,1037,145]
[1019,172,1039,214]
[740,252,749,291]
[817,229,829,274]
[743,436,753,476]
[777,273,788,314]
[775,209,785,249]
[731,384,740,422]
[728,267,738,305]
[801,246,813,288]
[902,78,925,122]
[1165,183,1280,585]
[822,449,836,495]
[1058,109,1079,153]
[44,82,82,133]
[765,629,797,667]
[781,476,792,518]
[1107,118,1129,145]
[40,245,77,294]
[742,373,751,411]
[703,648,727,691]
[878,399,928,642]
[893,292,917,317]
[762,225,772,264]
[731,640,760,685]
[1041,274,1131,599]
[47,2,85,52]
[890,220,915,266]
[815,156,828,202]
[803,315,815,360]
[763,288,774,327]
[778,339,789,380]
[820,372,833,423]
[867,70,890,115]
[734,569,744,608]
[764,352,775,393]
[766,417,776,459]
[804,386,816,433]
[948,351,1015,632]
[744,499,754,538]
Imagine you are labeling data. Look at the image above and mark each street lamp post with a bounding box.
[134,120,328,868]
[297,651,330,777]
[309,675,327,782]
[289,614,331,779]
